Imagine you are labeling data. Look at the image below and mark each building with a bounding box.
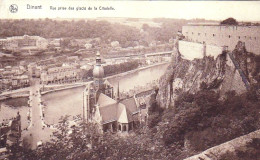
[83,52,142,132]
[182,24,260,55]
[28,63,37,77]
[69,39,89,48]
[0,66,29,91]
[111,41,120,48]
[49,38,61,48]
[0,112,22,158]
[2,35,48,52]
[40,65,81,84]
[0,39,7,50]
[3,39,18,52]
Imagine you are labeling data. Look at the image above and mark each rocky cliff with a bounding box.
[157,41,259,108]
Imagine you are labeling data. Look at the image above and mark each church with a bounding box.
[83,52,142,132]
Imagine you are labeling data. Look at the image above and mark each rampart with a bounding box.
[178,40,223,60]
[184,129,260,160]
[182,25,260,55]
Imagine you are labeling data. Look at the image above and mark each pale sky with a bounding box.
[0,0,260,21]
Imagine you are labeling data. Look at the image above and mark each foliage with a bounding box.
[0,18,208,48]
[0,19,141,48]
[220,17,238,25]
[103,60,139,76]
[12,115,156,160]
[150,89,259,158]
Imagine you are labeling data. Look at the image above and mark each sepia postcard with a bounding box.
[0,0,260,159]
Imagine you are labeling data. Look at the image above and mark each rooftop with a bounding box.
[97,93,138,124]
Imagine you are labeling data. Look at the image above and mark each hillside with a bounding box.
[153,40,260,159]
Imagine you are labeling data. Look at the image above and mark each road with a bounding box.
[22,78,52,149]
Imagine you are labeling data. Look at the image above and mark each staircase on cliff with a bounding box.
[227,52,250,89]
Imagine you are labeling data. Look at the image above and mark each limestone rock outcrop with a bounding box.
[156,41,259,108]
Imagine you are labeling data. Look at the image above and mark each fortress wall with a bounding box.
[206,44,223,59]
[179,41,223,60]
[179,41,204,60]
[183,25,260,55]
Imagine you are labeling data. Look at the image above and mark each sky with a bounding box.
[0,0,260,21]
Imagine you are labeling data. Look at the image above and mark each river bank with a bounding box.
[0,90,30,101]
[41,83,87,95]
[107,62,170,80]
[40,62,170,95]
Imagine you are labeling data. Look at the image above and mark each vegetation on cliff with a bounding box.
[81,60,139,80]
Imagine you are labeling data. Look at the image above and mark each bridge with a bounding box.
[107,51,173,59]
[145,51,172,58]
[21,78,52,149]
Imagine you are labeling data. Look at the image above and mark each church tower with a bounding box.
[93,51,104,91]
[83,51,114,123]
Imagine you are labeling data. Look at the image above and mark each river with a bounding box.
[1,63,169,126]
[0,97,30,130]
[108,63,169,92]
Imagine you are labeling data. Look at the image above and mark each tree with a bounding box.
[220,18,238,25]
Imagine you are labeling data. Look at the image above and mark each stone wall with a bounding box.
[179,41,204,60]
[206,44,223,59]
[179,40,224,60]
[184,129,260,160]
[182,25,260,55]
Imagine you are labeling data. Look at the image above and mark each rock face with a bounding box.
[156,40,258,108]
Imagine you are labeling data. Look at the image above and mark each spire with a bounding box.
[96,51,101,65]
[117,81,120,101]
[93,50,104,79]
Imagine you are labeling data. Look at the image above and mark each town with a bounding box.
[0,18,174,158]
[0,34,172,93]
